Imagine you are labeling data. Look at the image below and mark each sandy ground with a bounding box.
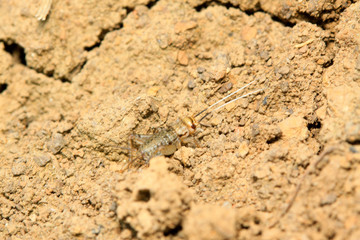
[0,0,360,239]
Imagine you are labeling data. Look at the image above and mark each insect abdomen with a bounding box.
[139,128,179,161]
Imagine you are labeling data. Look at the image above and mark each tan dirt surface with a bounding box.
[0,0,359,239]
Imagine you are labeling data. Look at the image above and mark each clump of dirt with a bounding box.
[1,0,360,239]
[115,157,192,239]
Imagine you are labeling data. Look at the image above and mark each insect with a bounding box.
[123,80,263,169]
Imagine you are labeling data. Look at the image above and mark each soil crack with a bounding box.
[2,39,26,65]
[0,38,73,83]
[192,0,354,30]
[84,0,159,52]
[193,0,294,27]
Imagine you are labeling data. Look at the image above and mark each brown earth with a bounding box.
[0,0,360,239]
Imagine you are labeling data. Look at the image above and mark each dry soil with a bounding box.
[0,0,360,239]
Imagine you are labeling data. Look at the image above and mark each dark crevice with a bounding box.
[40,69,59,82]
[303,4,352,30]
[323,57,334,68]
[307,119,322,138]
[83,6,132,51]
[135,189,151,202]
[268,4,351,30]
[240,224,250,229]
[163,224,183,236]
[194,0,239,12]
[119,220,138,238]
[84,23,124,51]
[39,69,70,83]
[268,14,295,27]
[0,83,8,94]
[192,0,351,29]
[146,0,158,9]
[307,119,322,131]
[0,39,73,83]
[266,135,281,145]
[64,59,88,83]
[2,40,27,65]
[124,6,135,14]
[349,140,360,145]
[296,12,327,30]
[321,36,336,68]
[194,1,294,28]
[58,76,72,83]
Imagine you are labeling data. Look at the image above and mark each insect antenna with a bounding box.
[194,80,257,119]
[198,88,263,123]
[194,80,263,123]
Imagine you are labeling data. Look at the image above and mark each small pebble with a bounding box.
[218,82,233,94]
[47,133,66,154]
[317,58,325,65]
[262,96,268,105]
[238,98,249,109]
[278,65,290,75]
[278,116,308,141]
[239,118,246,126]
[280,81,289,93]
[320,194,337,206]
[156,34,168,49]
[177,50,189,66]
[147,86,160,96]
[252,165,271,181]
[187,79,196,89]
[120,229,133,239]
[33,153,51,167]
[199,73,210,82]
[349,146,358,153]
[222,201,232,208]
[210,116,222,126]
[91,225,103,235]
[237,141,249,158]
[174,20,197,34]
[211,69,226,81]
[259,51,270,60]
[69,223,83,236]
[345,121,360,144]
[11,160,26,176]
[109,201,117,212]
[57,122,74,133]
[251,124,260,137]
[299,45,308,54]
[256,74,266,84]
[197,67,205,74]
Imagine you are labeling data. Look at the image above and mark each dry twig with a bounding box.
[35,0,52,21]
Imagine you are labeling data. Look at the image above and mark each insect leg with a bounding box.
[180,135,200,148]
[128,133,153,160]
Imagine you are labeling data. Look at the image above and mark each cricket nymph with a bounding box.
[124,80,263,170]
[131,117,199,163]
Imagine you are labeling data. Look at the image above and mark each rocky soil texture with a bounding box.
[0,0,359,239]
